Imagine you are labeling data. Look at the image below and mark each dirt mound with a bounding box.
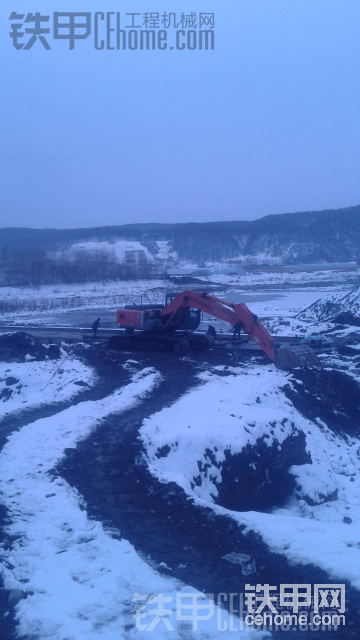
[333,310,360,326]
[297,286,360,323]
[285,369,360,437]
[210,432,311,512]
[0,332,60,363]
[169,275,207,284]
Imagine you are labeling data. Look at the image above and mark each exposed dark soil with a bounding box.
[0,332,60,363]
[57,347,360,639]
[215,431,311,512]
[284,369,360,437]
[1,341,360,639]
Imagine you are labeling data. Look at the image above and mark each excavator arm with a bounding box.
[160,290,276,361]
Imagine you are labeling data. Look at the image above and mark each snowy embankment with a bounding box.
[297,287,360,323]
[0,367,267,640]
[0,355,95,419]
[141,367,305,503]
[257,286,360,337]
[207,267,360,289]
[140,364,360,590]
[264,285,360,337]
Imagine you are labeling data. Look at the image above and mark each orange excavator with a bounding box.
[109,290,319,368]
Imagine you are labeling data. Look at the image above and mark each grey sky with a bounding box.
[1,0,360,229]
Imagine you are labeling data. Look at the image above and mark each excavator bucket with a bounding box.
[274,345,322,369]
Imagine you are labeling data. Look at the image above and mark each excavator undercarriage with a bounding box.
[108,332,209,355]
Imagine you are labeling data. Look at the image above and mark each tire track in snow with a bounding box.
[0,369,165,639]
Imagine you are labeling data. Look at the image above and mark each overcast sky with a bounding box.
[1,0,360,229]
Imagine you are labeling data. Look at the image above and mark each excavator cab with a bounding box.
[165,292,180,306]
[164,292,201,331]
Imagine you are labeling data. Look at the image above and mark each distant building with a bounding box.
[125,250,147,265]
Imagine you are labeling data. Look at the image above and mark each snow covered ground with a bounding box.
[297,287,360,323]
[200,287,358,336]
[0,364,269,640]
[0,280,168,321]
[1,267,359,322]
[207,267,360,290]
[1,270,359,348]
[2,269,360,638]
[140,363,360,591]
[0,355,95,420]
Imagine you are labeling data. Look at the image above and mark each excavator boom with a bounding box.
[160,290,276,361]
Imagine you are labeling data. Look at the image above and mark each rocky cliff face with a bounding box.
[1,204,360,265]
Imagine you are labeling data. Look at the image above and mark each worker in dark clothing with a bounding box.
[233,320,243,341]
[207,324,217,337]
[92,317,100,338]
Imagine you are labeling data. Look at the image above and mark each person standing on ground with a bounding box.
[207,324,217,337]
[92,317,100,338]
[233,320,243,341]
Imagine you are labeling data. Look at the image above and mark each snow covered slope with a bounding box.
[0,355,95,419]
[298,287,360,322]
[141,366,305,504]
[140,364,360,590]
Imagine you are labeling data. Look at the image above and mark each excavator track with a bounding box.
[108,331,212,355]
[183,333,212,351]
[108,333,191,355]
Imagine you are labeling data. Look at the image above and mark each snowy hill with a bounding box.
[298,287,360,322]
[1,204,360,267]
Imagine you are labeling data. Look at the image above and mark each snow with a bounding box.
[207,266,360,289]
[232,416,360,588]
[141,366,302,502]
[0,280,168,323]
[2,263,360,636]
[236,253,283,266]
[53,240,155,264]
[0,367,268,640]
[0,355,95,419]
[298,286,360,322]
[245,290,329,316]
[156,240,172,261]
[1,267,359,325]
[140,364,360,591]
